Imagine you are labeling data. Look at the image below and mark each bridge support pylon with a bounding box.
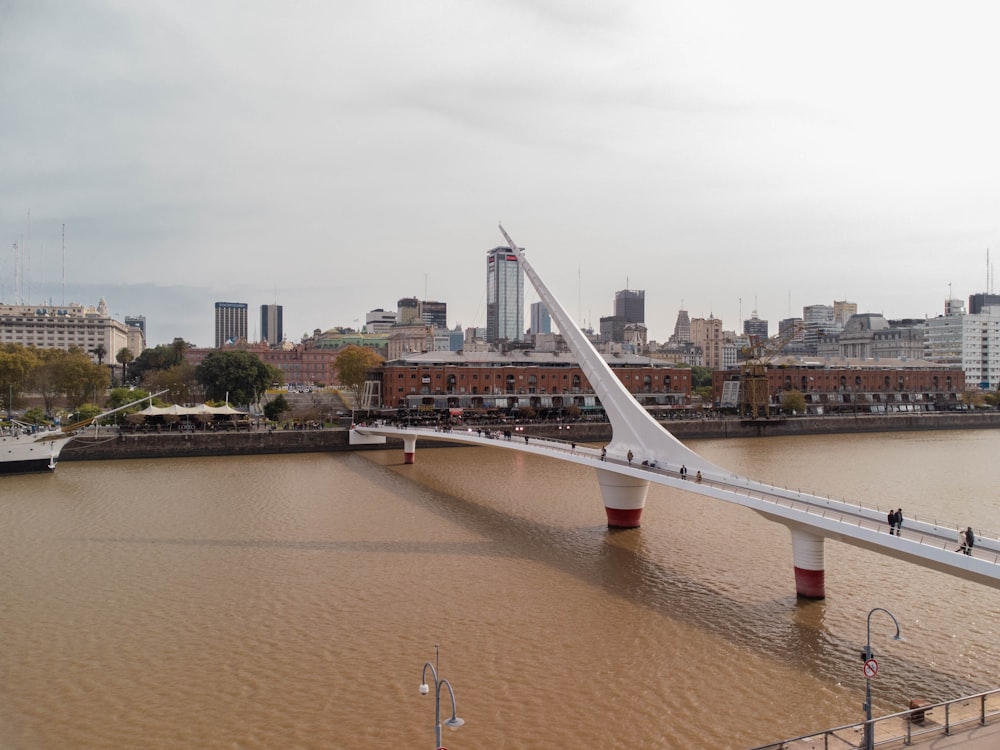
[789,526,826,599]
[402,436,416,465]
[596,468,650,528]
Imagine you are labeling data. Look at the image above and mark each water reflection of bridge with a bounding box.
[354,226,1000,600]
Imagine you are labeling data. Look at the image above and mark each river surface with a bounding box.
[1,430,998,749]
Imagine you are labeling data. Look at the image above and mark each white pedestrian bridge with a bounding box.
[355,226,1000,599]
[351,421,1000,599]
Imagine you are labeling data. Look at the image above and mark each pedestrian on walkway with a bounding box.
[627,449,634,464]
[887,509,897,535]
[680,464,687,480]
[895,509,904,536]
[695,470,702,482]
[964,526,975,555]
[956,528,968,554]
[600,446,607,461]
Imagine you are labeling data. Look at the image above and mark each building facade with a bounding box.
[0,299,131,360]
[486,247,524,344]
[712,361,966,414]
[214,302,248,348]
[377,350,692,414]
[690,315,724,370]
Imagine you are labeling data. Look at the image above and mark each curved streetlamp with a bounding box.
[419,645,464,748]
[861,607,902,750]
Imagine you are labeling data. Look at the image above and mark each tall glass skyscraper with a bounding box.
[260,304,283,346]
[486,247,524,344]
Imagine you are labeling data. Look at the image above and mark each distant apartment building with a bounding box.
[690,315,724,370]
[365,309,397,333]
[968,293,1000,315]
[486,247,524,344]
[923,300,965,367]
[395,298,446,329]
[801,304,836,353]
[215,302,248,348]
[961,306,1000,388]
[670,309,691,344]
[0,298,131,361]
[833,300,858,327]
[124,314,147,352]
[817,314,925,360]
[260,304,283,347]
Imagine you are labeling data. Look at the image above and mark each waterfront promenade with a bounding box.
[752,688,1000,749]
[59,411,1000,463]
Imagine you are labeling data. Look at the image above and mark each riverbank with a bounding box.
[58,411,1000,462]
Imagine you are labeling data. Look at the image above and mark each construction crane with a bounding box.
[738,325,802,419]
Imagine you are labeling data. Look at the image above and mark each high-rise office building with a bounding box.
[530,301,551,335]
[743,311,768,339]
[614,289,645,324]
[486,247,524,344]
[260,304,283,346]
[215,302,248,348]
[968,293,1000,315]
[397,297,421,325]
[420,300,447,329]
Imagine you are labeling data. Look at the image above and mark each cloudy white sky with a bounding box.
[2,0,999,348]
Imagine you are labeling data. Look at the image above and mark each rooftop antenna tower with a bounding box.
[62,224,66,305]
[26,209,30,305]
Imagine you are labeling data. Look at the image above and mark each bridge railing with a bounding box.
[746,687,1000,749]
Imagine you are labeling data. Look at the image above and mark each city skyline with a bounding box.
[3,2,999,347]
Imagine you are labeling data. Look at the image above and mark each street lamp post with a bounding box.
[861,607,902,750]
[419,645,464,749]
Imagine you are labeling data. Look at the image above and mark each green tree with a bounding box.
[128,339,194,383]
[689,365,713,388]
[105,387,151,424]
[195,350,271,407]
[0,344,40,414]
[147,364,200,405]
[22,406,48,425]
[781,389,806,415]
[55,348,112,408]
[334,345,384,402]
[90,343,107,366]
[262,394,290,422]
[116,347,135,384]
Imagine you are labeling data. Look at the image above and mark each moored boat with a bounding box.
[2,389,169,475]
[0,421,76,474]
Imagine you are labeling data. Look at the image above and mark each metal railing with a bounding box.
[747,688,1000,749]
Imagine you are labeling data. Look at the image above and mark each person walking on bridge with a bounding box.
[887,509,897,535]
[895,509,904,536]
[627,449,634,464]
[964,526,975,555]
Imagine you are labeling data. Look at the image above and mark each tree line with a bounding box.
[2,340,384,423]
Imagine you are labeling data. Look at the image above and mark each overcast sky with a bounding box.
[3,1,999,348]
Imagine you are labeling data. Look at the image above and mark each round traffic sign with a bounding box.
[863,658,878,678]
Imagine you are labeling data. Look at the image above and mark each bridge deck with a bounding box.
[354,424,1000,589]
